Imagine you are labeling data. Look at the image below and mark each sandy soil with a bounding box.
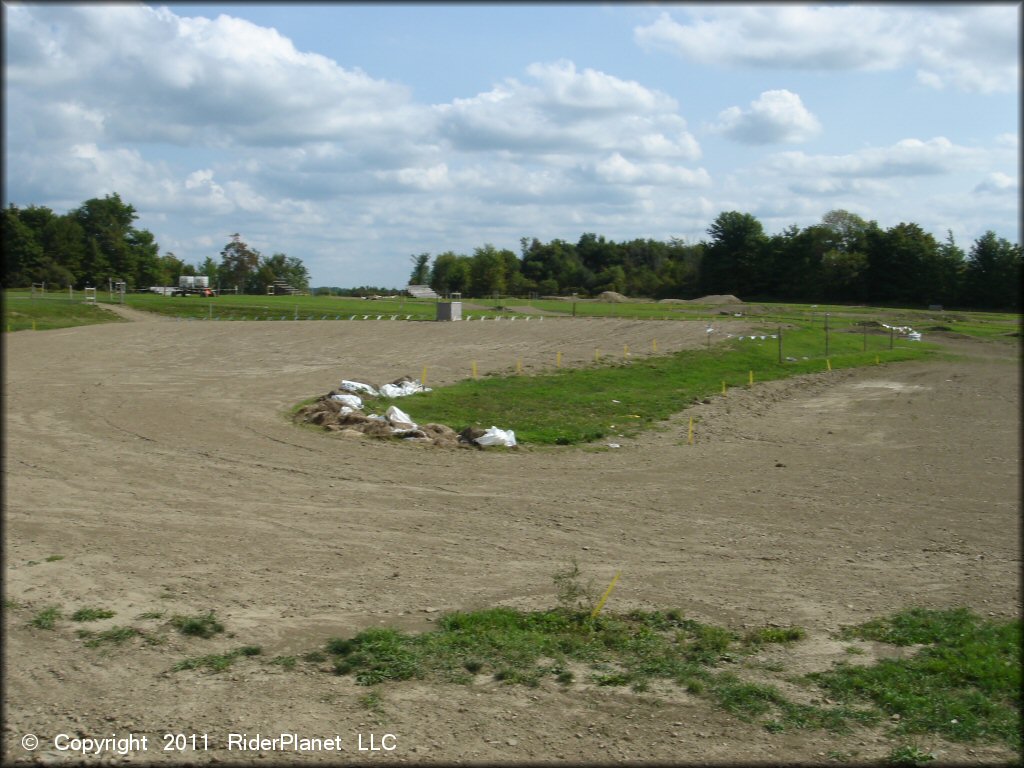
[3,315,1020,765]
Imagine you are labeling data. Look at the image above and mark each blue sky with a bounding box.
[4,3,1019,288]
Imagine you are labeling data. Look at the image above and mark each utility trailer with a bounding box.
[173,275,216,297]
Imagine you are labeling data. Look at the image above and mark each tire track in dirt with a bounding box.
[4,319,1019,764]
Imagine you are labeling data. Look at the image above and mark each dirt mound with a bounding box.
[693,294,743,304]
[597,291,629,303]
[656,295,743,305]
[295,377,487,448]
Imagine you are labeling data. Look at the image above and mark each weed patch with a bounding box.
[173,646,261,673]
[30,606,61,630]
[72,607,116,622]
[812,608,1021,748]
[77,626,141,648]
[742,626,806,646]
[171,611,224,638]
[885,744,936,765]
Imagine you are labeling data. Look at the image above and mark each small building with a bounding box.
[436,301,462,321]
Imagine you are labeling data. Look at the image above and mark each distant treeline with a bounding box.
[3,194,309,293]
[407,210,1021,311]
[313,286,405,297]
[5,196,1019,310]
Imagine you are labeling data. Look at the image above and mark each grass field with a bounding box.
[6,289,1019,338]
[386,328,935,445]
[3,292,128,332]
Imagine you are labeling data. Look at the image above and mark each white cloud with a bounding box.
[590,153,711,187]
[974,172,1018,194]
[994,133,1019,149]
[635,6,1019,93]
[435,60,701,162]
[709,90,821,144]
[766,137,987,179]
[5,4,429,149]
[4,3,1016,286]
[375,164,453,192]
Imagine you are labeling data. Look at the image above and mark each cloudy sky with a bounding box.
[4,3,1020,288]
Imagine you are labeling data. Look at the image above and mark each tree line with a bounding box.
[3,194,309,294]
[412,210,1020,311]
[4,194,1019,310]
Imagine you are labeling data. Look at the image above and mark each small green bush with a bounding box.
[30,606,61,630]
[171,611,224,638]
[72,607,116,622]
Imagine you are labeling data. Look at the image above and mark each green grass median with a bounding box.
[390,327,935,445]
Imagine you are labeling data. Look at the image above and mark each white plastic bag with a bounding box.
[385,405,417,430]
[340,380,378,397]
[380,380,432,398]
[382,382,434,399]
[474,426,517,447]
[330,393,363,410]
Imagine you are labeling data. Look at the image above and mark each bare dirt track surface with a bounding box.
[3,316,1020,765]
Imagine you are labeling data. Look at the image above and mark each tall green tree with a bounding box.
[866,222,941,306]
[408,252,431,285]
[962,231,1022,310]
[701,211,768,298]
[3,206,43,287]
[469,244,508,297]
[260,252,310,291]
[218,234,261,294]
[73,193,140,286]
[429,251,471,295]
[41,215,87,285]
[933,231,965,307]
[128,228,161,287]
[197,256,218,286]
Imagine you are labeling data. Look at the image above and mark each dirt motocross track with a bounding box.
[3,315,1020,765]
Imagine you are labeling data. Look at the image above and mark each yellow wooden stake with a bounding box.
[623,344,630,358]
[472,361,478,379]
[652,338,658,353]
[595,348,601,362]
[826,359,832,371]
[749,370,754,386]
[687,417,694,445]
[591,571,621,619]
[421,366,428,387]
[556,351,562,368]
[875,355,880,365]
[722,381,727,396]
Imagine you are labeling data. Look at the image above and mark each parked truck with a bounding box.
[174,275,215,297]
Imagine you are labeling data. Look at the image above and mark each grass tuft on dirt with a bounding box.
[173,645,262,673]
[811,608,1021,748]
[170,611,225,638]
[71,607,116,622]
[319,605,1019,748]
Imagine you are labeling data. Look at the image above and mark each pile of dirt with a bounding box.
[597,291,629,303]
[657,295,743,305]
[294,377,479,449]
[694,294,743,304]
